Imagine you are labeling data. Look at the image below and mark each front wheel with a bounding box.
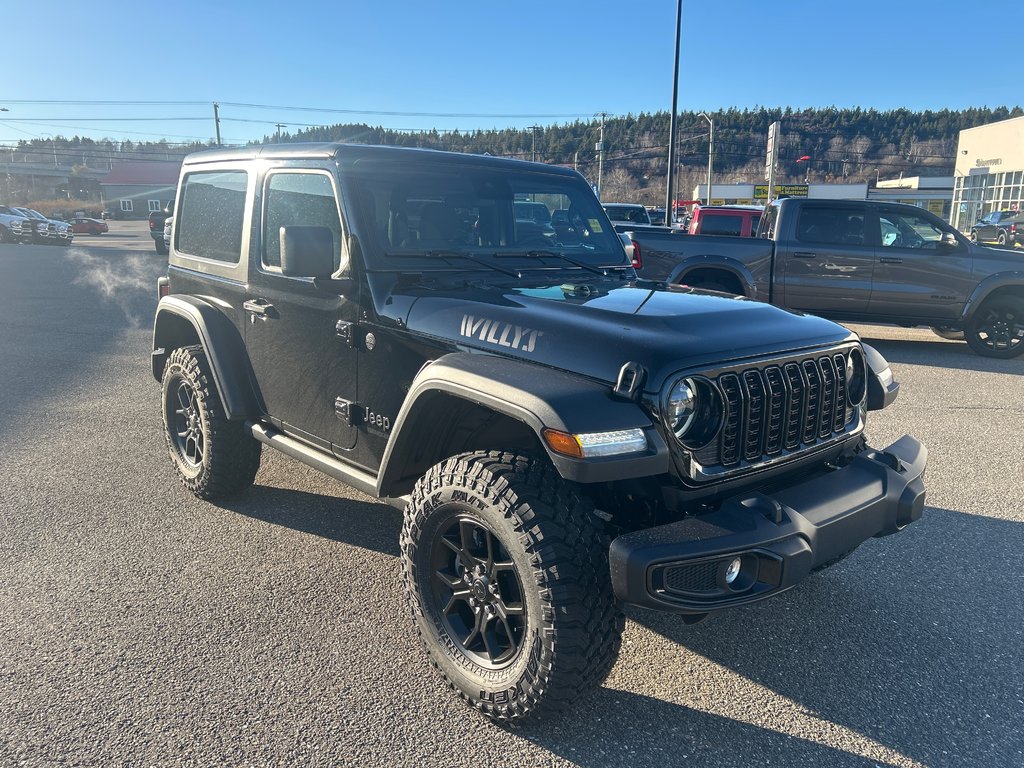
[970,230,978,243]
[161,345,261,498]
[401,451,624,721]
[965,296,1024,358]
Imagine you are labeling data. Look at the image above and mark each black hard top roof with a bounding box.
[182,142,581,178]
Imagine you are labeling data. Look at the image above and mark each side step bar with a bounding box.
[248,422,409,511]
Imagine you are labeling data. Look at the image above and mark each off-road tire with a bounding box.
[998,231,1008,247]
[161,345,261,499]
[0,226,12,244]
[965,295,1024,359]
[401,451,624,721]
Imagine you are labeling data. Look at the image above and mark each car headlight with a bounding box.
[665,376,722,447]
[845,347,867,406]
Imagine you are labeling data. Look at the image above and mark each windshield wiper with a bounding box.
[385,248,522,278]
[521,249,617,276]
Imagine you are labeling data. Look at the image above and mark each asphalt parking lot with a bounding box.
[1,236,1021,767]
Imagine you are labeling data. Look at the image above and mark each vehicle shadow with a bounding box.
[606,507,1023,767]
[217,483,404,558]
[855,332,1023,375]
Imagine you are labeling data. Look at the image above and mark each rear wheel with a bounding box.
[997,231,1008,247]
[401,451,623,721]
[970,230,978,243]
[161,345,261,498]
[965,296,1024,358]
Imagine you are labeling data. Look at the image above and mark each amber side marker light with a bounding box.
[542,427,647,459]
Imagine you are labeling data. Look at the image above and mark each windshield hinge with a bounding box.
[613,361,646,401]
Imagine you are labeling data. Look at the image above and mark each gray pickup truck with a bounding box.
[625,198,1024,358]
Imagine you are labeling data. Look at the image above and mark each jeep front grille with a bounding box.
[689,346,862,480]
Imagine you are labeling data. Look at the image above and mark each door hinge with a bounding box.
[334,397,361,425]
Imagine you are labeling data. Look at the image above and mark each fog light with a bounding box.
[724,557,742,584]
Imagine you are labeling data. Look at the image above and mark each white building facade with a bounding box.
[951,115,1024,232]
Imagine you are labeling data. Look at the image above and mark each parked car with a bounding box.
[603,202,651,225]
[0,205,32,244]
[970,209,1023,248]
[152,143,925,721]
[69,216,109,235]
[150,201,174,255]
[12,206,73,245]
[688,205,762,237]
[625,198,1024,358]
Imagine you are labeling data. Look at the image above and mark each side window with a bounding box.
[795,206,865,246]
[263,172,342,271]
[878,210,944,250]
[148,200,162,213]
[176,170,247,263]
[120,199,133,212]
[700,214,743,236]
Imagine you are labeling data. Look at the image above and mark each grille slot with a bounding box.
[663,561,720,595]
[695,348,857,479]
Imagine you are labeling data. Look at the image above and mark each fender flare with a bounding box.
[152,295,260,420]
[375,353,670,496]
[959,271,1024,322]
[668,255,757,297]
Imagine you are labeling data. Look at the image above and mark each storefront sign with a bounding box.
[754,184,809,199]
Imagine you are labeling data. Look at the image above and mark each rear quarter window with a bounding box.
[176,170,248,263]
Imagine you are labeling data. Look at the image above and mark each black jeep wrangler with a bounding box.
[152,143,927,720]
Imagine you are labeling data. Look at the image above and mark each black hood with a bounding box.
[392,280,854,391]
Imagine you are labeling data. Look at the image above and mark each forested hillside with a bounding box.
[13,106,1021,206]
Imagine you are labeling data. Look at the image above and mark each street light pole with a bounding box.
[697,112,713,204]
[528,125,541,162]
[665,0,682,218]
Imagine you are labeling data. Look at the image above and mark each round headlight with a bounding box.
[666,378,697,437]
[846,348,867,406]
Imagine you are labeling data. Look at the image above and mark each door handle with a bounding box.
[878,256,904,264]
[792,252,816,259]
[243,298,276,320]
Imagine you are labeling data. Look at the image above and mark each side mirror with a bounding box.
[937,232,958,250]
[863,343,899,411]
[281,225,336,278]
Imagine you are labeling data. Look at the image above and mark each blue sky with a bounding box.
[1,0,1018,145]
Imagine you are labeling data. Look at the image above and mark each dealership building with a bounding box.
[951,114,1024,232]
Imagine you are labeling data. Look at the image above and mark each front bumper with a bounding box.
[609,435,927,614]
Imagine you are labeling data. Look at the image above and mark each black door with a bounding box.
[244,169,359,452]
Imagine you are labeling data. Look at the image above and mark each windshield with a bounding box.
[343,156,625,269]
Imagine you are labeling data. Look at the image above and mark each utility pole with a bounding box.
[596,112,607,197]
[665,0,682,218]
[697,112,714,204]
[213,103,222,147]
[528,125,541,162]
[275,123,287,142]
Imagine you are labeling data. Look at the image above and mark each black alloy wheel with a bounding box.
[171,378,205,470]
[402,451,623,720]
[429,515,527,669]
[161,345,261,498]
[965,296,1024,358]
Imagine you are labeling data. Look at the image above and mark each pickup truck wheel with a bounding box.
[970,230,978,243]
[161,345,261,498]
[401,451,623,721]
[690,280,733,294]
[997,231,1008,247]
[930,326,965,341]
[155,239,168,256]
[965,296,1024,358]
[0,226,12,244]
